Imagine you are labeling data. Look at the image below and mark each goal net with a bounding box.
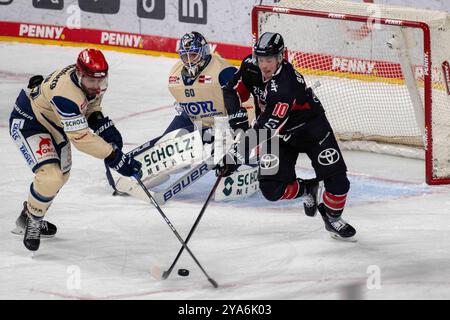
[252,0,450,184]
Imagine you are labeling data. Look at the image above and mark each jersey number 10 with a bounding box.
[272,102,289,118]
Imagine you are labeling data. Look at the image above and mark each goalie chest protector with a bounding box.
[168,54,230,128]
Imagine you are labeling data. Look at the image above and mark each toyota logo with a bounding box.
[318,148,340,166]
[260,154,279,169]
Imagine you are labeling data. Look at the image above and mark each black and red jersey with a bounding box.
[223,54,325,135]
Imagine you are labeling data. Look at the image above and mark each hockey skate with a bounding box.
[23,214,42,252]
[302,179,319,217]
[11,202,57,238]
[318,203,356,242]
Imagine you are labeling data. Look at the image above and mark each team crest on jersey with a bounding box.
[198,75,212,84]
[169,75,180,84]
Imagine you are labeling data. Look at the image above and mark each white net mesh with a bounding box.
[255,0,450,182]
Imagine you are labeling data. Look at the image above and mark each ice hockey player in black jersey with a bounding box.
[217,32,356,241]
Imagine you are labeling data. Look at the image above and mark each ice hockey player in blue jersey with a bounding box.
[217,32,356,241]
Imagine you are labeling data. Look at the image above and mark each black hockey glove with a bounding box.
[27,75,44,89]
[215,143,245,177]
[105,147,142,178]
[89,112,123,150]
[228,107,249,132]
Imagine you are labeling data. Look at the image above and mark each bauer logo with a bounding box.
[137,0,165,20]
[33,0,63,10]
[178,0,207,24]
[19,24,64,40]
[163,163,209,202]
[78,0,120,14]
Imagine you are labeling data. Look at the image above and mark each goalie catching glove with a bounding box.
[105,146,142,178]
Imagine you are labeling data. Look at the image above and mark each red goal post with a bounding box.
[252,1,450,185]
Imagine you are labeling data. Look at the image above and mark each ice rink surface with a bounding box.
[2,43,450,300]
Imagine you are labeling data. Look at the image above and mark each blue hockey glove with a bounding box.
[105,147,142,178]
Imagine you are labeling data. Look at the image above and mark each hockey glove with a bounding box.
[215,143,245,177]
[27,75,44,89]
[105,147,142,178]
[228,107,249,132]
[89,113,123,150]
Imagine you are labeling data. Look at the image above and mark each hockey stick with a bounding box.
[105,162,128,196]
[161,170,225,280]
[134,176,218,288]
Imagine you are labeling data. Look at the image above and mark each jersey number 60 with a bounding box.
[185,89,195,97]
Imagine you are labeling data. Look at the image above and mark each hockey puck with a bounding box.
[178,268,189,277]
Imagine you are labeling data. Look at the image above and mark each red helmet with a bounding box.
[76,48,108,78]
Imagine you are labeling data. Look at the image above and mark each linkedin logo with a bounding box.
[178,0,207,24]
[137,0,165,20]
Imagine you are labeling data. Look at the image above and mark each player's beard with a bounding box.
[80,76,108,97]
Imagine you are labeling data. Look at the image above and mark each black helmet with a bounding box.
[253,32,284,57]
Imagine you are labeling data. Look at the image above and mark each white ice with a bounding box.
[1,42,450,300]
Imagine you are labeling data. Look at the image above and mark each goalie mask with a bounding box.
[178,32,211,77]
[76,48,109,97]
